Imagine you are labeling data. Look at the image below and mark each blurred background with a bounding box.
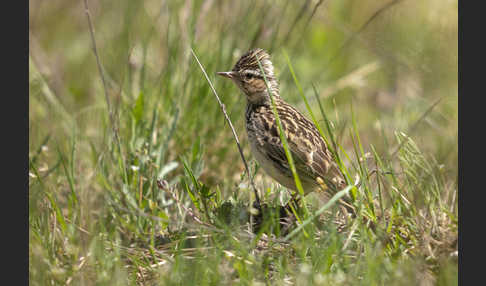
[29,0,457,284]
[29,0,457,185]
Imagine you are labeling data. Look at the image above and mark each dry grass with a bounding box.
[29,0,457,284]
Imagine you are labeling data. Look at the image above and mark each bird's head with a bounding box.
[217,48,279,105]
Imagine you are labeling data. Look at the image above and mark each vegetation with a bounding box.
[29,0,457,284]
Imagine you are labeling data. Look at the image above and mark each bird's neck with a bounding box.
[246,81,280,106]
[245,91,283,124]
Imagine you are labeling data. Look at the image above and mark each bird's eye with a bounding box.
[244,73,253,80]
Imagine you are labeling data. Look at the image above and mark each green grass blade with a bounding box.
[256,57,309,225]
[284,185,354,241]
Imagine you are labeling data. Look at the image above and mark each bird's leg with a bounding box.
[282,191,302,221]
[289,191,301,205]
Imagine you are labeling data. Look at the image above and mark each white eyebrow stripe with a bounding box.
[243,69,262,77]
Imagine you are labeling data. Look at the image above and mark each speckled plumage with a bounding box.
[245,97,346,197]
[217,48,350,204]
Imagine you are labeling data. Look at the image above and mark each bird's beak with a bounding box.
[216,71,235,79]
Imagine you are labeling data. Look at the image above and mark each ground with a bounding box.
[29,0,457,284]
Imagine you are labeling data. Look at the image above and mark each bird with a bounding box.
[217,48,354,213]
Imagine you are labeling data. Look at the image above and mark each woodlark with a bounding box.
[217,48,353,210]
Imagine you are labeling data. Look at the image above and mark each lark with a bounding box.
[217,48,353,212]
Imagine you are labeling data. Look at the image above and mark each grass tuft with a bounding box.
[29,0,457,284]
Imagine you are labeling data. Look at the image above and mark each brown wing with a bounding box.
[248,99,346,194]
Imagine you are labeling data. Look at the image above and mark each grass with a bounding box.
[29,0,457,284]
